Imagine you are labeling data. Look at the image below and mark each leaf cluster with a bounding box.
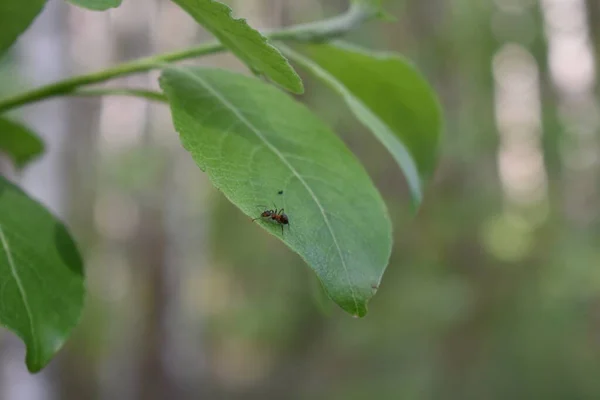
[0,0,442,372]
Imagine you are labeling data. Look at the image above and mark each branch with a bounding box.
[72,88,167,102]
[0,3,379,113]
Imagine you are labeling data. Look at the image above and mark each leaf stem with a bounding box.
[0,3,379,113]
[72,88,168,102]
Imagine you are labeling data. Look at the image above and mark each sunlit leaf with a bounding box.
[0,177,85,372]
[0,0,46,55]
[282,43,443,206]
[160,67,390,317]
[0,117,44,168]
[170,0,303,94]
[65,0,122,11]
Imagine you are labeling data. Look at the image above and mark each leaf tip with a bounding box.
[66,0,123,11]
[24,341,46,374]
[289,76,305,95]
[353,304,368,318]
[26,360,43,374]
[340,299,368,318]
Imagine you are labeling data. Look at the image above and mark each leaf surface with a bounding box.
[0,117,44,168]
[282,43,443,206]
[160,67,390,316]
[171,0,303,94]
[65,0,122,11]
[0,177,85,372]
[0,0,46,55]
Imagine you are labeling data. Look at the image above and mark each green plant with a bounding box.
[0,0,442,372]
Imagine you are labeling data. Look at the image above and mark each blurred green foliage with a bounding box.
[201,0,600,398]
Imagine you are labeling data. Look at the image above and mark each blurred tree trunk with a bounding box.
[533,1,564,213]
[586,0,600,64]
[406,0,497,396]
[134,185,173,400]
[55,9,107,398]
[586,0,600,115]
[116,2,186,398]
[56,98,102,400]
[122,2,180,397]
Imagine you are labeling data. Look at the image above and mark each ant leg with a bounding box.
[281,224,284,235]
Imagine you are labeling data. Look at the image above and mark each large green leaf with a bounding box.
[281,43,443,206]
[0,177,85,372]
[170,0,303,94]
[160,67,391,317]
[0,117,44,168]
[65,0,122,11]
[0,0,46,55]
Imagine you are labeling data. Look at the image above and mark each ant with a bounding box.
[252,206,289,235]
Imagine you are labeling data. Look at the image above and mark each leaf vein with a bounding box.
[0,225,37,366]
[177,68,360,313]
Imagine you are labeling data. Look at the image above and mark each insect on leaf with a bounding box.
[170,0,303,94]
[0,177,85,372]
[160,66,391,317]
[281,43,443,208]
[0,117,45,169]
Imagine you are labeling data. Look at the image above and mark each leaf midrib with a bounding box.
[0,225,37,365]
[173,67,360,313]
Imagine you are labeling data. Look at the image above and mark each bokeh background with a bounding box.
[1,0,600,398]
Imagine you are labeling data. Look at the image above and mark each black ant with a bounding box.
[252,206,289,235]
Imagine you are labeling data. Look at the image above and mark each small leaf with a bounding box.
[351,0,382,10]
[0,0,47,55]
[65,0,122,11]
[160,67,390,317]
[350,0,393,20]
[0,177,85,372]
[0,117,45,168]
[281,43,443,207]
[170,0,303,94]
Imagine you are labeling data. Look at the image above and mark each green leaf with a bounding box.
[0,177,85,372]
[0,117,45,168]
[160,67,390,317]
[65,0,122,11]
[280,43,443,207]
[351,0,382,9]
[170,0,303,94]
[350,0,393,20]
[0,0,47,55]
